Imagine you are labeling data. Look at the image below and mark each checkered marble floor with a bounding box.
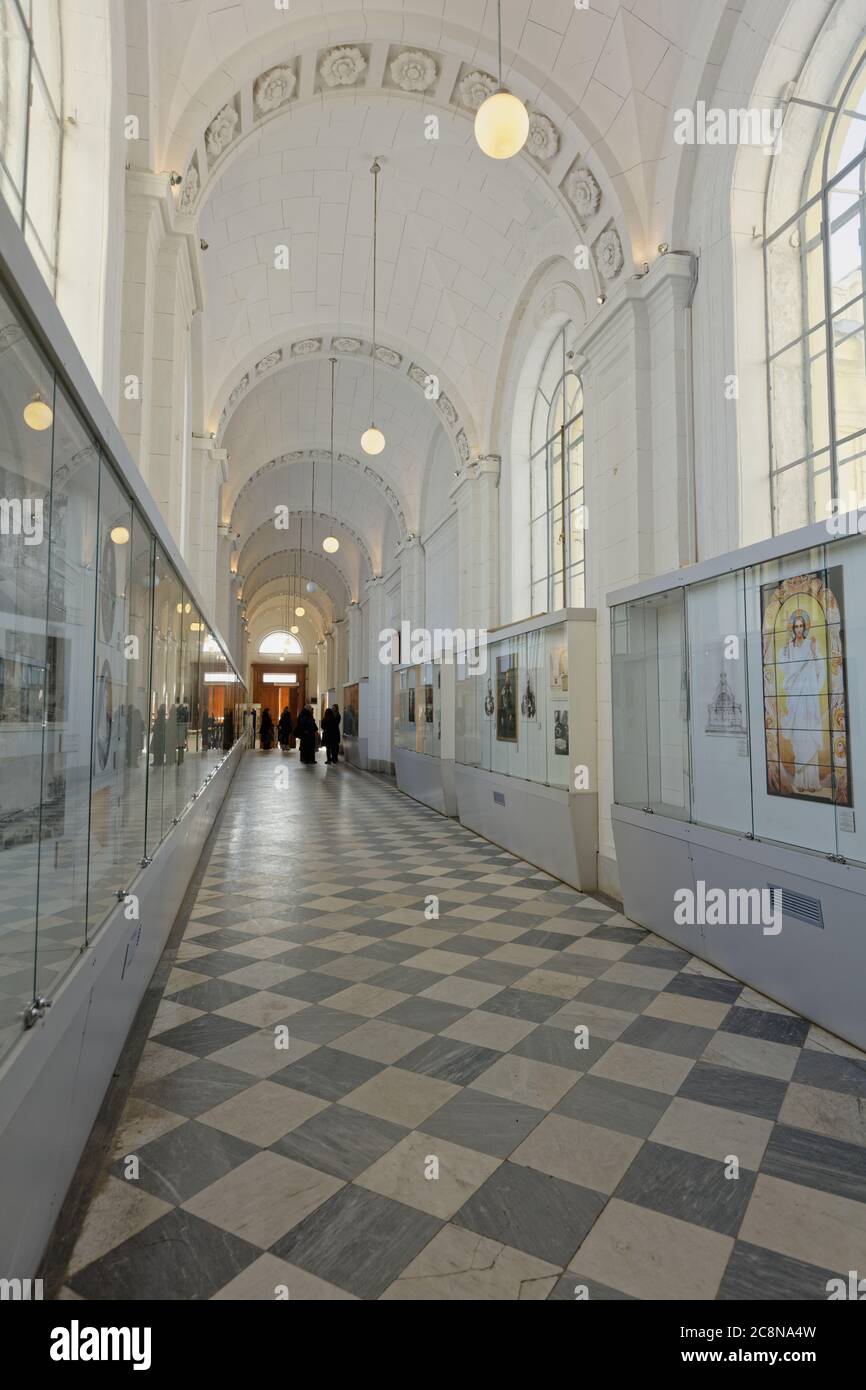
[59,750,866,1301]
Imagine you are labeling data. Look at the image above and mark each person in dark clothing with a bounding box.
[150,704,167,767]
[296,706,318,764]
[259,708,275,750]
[278,706,293,751]
[331,703,341,760]
[321,706,340,764]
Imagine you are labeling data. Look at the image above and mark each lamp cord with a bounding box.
[371,159,380,425]
[497,0,502,88]
[330,356,336,517]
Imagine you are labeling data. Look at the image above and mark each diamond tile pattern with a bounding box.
[63,754,866,1300]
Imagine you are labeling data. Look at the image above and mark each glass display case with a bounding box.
[609,525,866,1050]
[453,610,597,888]
[611,537,865,862]
[0,274,245,1064]
[456,617,581,790]
[393,662,441,757]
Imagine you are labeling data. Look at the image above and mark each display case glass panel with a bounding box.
[455,618,581,791]
[612,530,866,867]
[343,682,360,738]
[611,590,690,820]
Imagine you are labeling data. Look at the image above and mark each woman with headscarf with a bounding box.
[321,705,340,764]
[296,705,318,764]
[259,708,275,750]
[278,705,293,752]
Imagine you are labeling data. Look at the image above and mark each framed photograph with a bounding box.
[408,687,416,724]
[520,671,539,724]
[549,643,568,692]
[496,654,518,743]
[554,708,569,756]
[425,684,433,723]
[760,566,851,807]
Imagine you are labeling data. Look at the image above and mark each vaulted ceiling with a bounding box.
[135,0,749,633]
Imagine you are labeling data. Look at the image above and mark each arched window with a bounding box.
[259,631,302,656]
[766,44,866,531]
[529,324,585,612]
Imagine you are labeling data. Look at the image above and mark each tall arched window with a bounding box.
[529,324,585,612]
[766,44,866,531]
[0,0,63,288]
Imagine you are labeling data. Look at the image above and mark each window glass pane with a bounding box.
[770,328,829,471]
[687,574,753,833]
[24,62,60,281]
[775,458,818,533]
[0,0,30,218]
[147,548,172,852]
[35,389,99,1003]
[0,284,53,1053]
[836,432,866,508]
[833,315,866,448]
[175,591,200,813]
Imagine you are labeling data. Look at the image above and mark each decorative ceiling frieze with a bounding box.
[215,333,472,462]
[174,36,618,279]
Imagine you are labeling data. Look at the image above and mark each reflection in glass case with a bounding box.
[610,533,866,864]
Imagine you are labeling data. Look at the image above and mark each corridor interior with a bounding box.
[55,752,866,1302]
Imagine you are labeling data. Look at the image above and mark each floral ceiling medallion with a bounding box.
[320,46,367,88]
[205,101,239,164]
[255,350,283,376]
[458,69,497,111]
[527,111,559,163]
[390,49,438,93]
[332,336,362,353]
[291,338,323,356]
[254,64,297,115]
[375,345,402,368]
[595,227,624,281]
[564,165,601,222]
[179,162,200,213]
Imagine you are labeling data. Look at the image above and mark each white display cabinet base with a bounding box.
[395,748,457,817]
[613,803,866,1051]
[455,765,597,891]
[341,735,368,770]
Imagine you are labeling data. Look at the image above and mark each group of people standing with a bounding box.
[258,703,342,765]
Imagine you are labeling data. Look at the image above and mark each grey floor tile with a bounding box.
[155,1015,257,1058]
[577,979,657,1014]
[271,1184,441,1299]
[792,1050,866,1099]
[547,1273,635,1300]
[419,1087,545,1158]
[111,1120,259,1204]
[271,1104,408,1181]
[615,1141,755,1237]
[69,1208,259,1300]
[555,1074,673,1138]
[760,1123,866,1203]
[665,974,743,1005]
[381,996,469,1033]
[679,1062,788,1120]
[369,965,445,994]
[722,1006,810,1049]
[270,973,345,1004]
[135,1059,254,1119]
[511,1025,611,1073]
[397,1035,501,1086]
[288,1007,367,1045]
[619,1014,716,1060]
[456,959,529,986]
[172,978,257,1011]
[718,1241,838,1300]
[271,1048,383,1101]
[481,989,563,1023]
[454,1161,605,1267]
